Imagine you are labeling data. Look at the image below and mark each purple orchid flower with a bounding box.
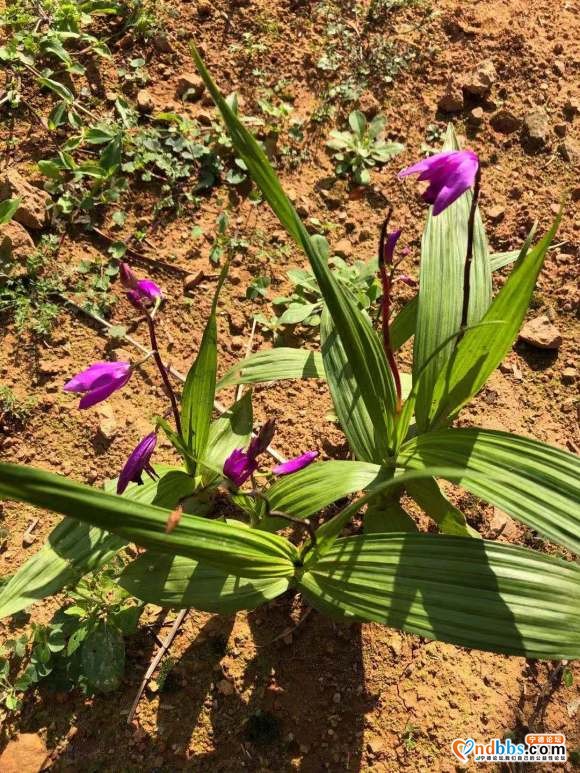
[117,432,159,494]
[223,419,276,487]
[398,150,479,216]
[384,229,402,265]
[120,262,162,306]
[273,451,318,476]
[64,361,132,409]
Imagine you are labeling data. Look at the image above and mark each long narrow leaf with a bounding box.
[119,552,289,612]
[181,264,228,462]
[217,348,325,391]
[413,124,491,430]
[0,519,123,619]
[299,533,580,659]
[191,45,397,453]
[398,427,580,554]
[0,463,298,577]
[429,214,560,425]
[0,466,194,619]
[261,460,387,531]
[320,307,382,462]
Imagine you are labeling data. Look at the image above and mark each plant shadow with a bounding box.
[151,595,367,771]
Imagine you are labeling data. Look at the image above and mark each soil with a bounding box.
[0,0,579,770]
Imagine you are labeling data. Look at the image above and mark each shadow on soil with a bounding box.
[35,596,368,771]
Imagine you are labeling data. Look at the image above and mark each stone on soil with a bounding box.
[518,315,562,350]
[176,73,205,100]
[96,403,117,441]
[0,733,47,773]
[0,221,35,274]
[0,169,50,230]
[522,108,550,151]
[463,60,497,97]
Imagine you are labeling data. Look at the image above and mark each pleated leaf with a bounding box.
[0,462,298,577]
[398,428,580,554]
[0,518,124,619]
[181,264,228,462]
[320,307,383,462]
[261,460,387,531]
[429,214,560,425]
[192,45,397,452]
[405,477,478,537]
[299,533,580,659]
[119,552,289,612]
[389,249,526,354]
[413,124,492,430]
[217,348,325,391]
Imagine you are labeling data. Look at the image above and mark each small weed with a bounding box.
[0,562,142,713]
[327,110,404,185]
[256,255,381,334]
[402,722,420,751]
[0,236,62,336]
[0,386,36,426]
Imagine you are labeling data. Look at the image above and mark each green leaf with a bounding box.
[119,552,289,612]
[262,460,387,531]
[217,348,325,391]
[0,198,20,225]
[191,44,397,452]
[348,110,366,136]
[391,296,417,351]
[0,466,196,620]
[0,518,124,619]
[181,264,228,465]
[200,392,253,483]
[81,621,124,693]
[429,214,561,425]
[277,302,320,325]
[299,533,580,659]
[104,466,195,509]
[389,250,529,355]
[399,427,580,554]
[364,497,417,533]
[0,462,298,578]
[405,477,477,537]
[413,124,492,430]
[39,76,74,102]
[490,250,519,271]
[320,307,382,462]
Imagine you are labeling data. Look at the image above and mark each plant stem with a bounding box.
[378,217,402,410]
[460,166,482,329]
[144,312,182,437]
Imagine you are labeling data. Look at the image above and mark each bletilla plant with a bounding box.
[0,48,578,664]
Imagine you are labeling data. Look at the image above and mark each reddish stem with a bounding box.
[144,312,183,438]
[378,217,402,410]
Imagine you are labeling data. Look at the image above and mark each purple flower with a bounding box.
[398,150,479,216]
[398,274,417,288]
[117,432,159,494]
[120,262,162,306]
[63,361,132,409]
[273,451,318,476]
[384,229,402,266]
[223,419,277,487]
[223,448,258,487]
[129,279,163,304]
[119,262,138,290]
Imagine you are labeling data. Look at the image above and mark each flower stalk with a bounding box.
[460,165,482,330]
[378,217,402,411]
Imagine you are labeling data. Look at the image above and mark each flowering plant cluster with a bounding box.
[0,48,578,664]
